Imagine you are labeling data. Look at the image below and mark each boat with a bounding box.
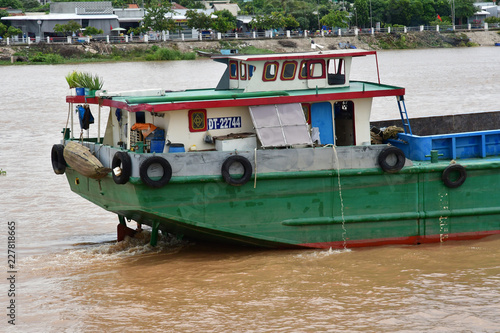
[52,49,500,249]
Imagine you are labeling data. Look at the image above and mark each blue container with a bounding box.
[168,143,185,153]
[76,87,85,96]
[146,129,165,140]
[150,140,165,153]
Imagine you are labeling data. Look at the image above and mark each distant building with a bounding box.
[1,2,119,39]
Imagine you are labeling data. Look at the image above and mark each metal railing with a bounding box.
[1,23,498,46]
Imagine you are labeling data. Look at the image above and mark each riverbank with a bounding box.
[1,30,499,65]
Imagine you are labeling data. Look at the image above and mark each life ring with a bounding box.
[51,144,66,175]
[378,146,406,173]
[112,151,132,185]
[139,156,172,188]
[442,164,467,188]
[221,155,253,186]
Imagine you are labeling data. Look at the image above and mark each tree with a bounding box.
[53,21,81,36]
[0,22,22,38]
[211,9,237,33]
[82,26,103,36]
[353,0,370,27]
[320,10,349,28]
[185,9,213,31]
[143,0,177,32]
[453,0,476,25]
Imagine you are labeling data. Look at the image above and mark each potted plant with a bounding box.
[73,72,104,97]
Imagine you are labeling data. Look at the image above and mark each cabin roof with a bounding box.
[211,49,377,62]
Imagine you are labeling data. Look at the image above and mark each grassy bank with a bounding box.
[0,41,273,65]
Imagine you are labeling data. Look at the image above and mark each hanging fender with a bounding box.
[139,156,172,188]
[442,164,467,188]
[51,144,66,175]
[112,151,132,185]
[221,155,253,186]
[378,146,406,173]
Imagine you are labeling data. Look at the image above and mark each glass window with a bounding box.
[240,63,247,80]
[263,62,279,81]
[229,60,238,79]
[281,61,297,80]
[327,59,345,85]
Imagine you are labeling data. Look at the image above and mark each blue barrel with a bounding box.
[150,140,165,153]
[168,143,185,153]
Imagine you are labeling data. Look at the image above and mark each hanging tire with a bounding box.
[442,164,467,188]
[378,146,406,173]
[51,144,66,175]
[139,156,172,188]
[112,151,132,185]
[221,155,252,186]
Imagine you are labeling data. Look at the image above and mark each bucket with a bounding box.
[168,143,185,153]
[150,140,165,153]
[76,87,85,96]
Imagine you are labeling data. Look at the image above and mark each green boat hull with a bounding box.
[64,158,500,249]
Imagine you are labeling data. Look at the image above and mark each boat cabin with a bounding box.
[66,50,404,154]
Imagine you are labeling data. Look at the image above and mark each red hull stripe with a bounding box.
[67,88,405,113]
[298,230,500,249]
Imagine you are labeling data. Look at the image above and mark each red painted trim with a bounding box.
[302,103,311,124]
[298,60,307,80]
[66,87,406,113]
[280,61,298,81]
[298,230,500,249]
[212,50,377,62]
[229,60,238,80]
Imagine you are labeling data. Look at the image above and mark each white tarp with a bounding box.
[249,103,312,148]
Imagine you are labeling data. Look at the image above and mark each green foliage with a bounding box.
[0,23,22,38]
[54,21,82,36]
[485,17,500,24]
[0,0,23,10]
[185,9,213,30]
[211,10,237,33]
[82,26,103,36]
[320,10,349,28]
[143,0,177,32]
[145,47,196,61]
[72,72,104,90]
[65,71,79,88]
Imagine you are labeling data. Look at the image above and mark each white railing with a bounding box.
[0,23,498,46]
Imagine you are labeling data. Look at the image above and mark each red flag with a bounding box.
[110,25,113,30]
[437,14,442,22]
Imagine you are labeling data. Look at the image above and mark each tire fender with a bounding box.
[221,155,253,186]
[51,144,66,175]
[139,156,172,188]
[442,164,467,188]
[112,151,132,185]
[378,146,406,173]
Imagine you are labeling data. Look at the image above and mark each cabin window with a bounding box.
[302,103,311,124]
[240,63,247,80]
[249,65,255,78]
[263,62,279,81]
[298,60,325,79]
[308,60,325,79]
[327,59,346,85]
[229,60,238,79]
[188,109,207,132]
[299,61,308,79]
[281,61,297,80]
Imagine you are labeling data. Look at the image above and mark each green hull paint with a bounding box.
[64,158,500,248]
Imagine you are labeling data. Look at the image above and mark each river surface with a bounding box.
[1,47,500,332]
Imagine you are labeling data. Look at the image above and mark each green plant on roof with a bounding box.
[65,71,79,88]
[70,71,104,90]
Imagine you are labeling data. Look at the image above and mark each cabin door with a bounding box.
[334,101,355,146]
[311,102,334,145]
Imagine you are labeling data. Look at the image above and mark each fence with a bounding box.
[1,23,498,46]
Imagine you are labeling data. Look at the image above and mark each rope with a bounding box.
[253,148,258,188]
